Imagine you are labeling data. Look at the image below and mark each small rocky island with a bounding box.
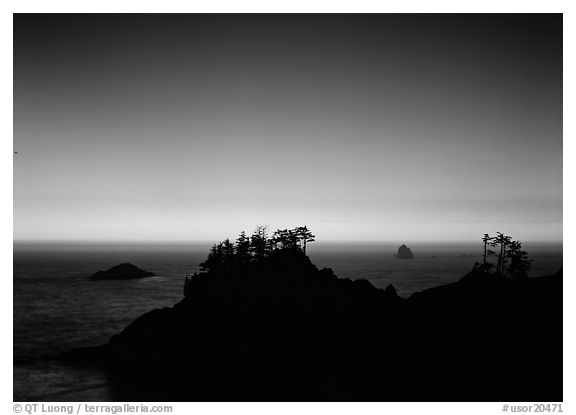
[397,244,414,259]
[90,263,156,280]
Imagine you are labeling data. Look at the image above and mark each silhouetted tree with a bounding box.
[235,231,251,264]
[222,239,235,267]
[199,239,235,272]
[507,240,532,279]
[272,229,296,250]
[480,232,531,279]
[272,229,283,249]
[250,226,270,260]
[271,231,282,250]
[199,243,224,272]
[197,225,317,274]
[492,232,512,275]
[286,229,300,250]
[482,234,491,267]
[480,234,496,272]
[296,226,315,254]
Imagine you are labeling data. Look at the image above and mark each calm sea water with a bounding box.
[13,242,562,401]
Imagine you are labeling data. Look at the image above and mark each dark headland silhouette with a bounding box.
[90,263,156,280]
[58,227,562,401]
[397,244,414,259]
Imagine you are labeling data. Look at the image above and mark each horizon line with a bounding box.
[13,238,564,246]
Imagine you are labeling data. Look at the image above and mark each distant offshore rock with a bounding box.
[90,263,156,280]
[397,244,414,259]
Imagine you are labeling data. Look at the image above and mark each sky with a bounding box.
[13,14,562,244]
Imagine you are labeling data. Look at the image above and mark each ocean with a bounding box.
[13,241,563,401]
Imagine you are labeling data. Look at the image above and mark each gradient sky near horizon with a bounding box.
[14,14,562,243]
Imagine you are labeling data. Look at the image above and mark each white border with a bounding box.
[3,2,572,413]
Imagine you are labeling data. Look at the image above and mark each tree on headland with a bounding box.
[490,232,512,275]
[287,229,300,250]
[506,240,532,279]
[235,231,251,264]
[478,232,532,278]
[296,226,315,254]
[481,234,495,271]
[222,239,235,264]
[194,225,317,274]
[250,226,270,260]
[199,238,240,272]
[270,231,282,250]
[199,243,224,272]
[272,228,299,250]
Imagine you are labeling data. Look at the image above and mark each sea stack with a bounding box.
[90,263,156,280]
[397,244,414,259]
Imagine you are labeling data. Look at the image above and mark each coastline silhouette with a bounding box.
[55,228,562,402]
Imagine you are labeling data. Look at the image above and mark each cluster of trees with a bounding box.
[199,226,316,272]
[480,232,532,278]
